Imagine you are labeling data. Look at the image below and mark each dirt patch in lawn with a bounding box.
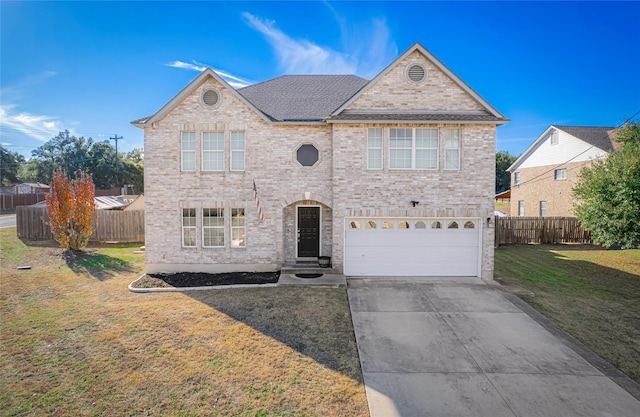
[132,271,281,288]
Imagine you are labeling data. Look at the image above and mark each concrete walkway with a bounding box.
[347,277,640,417]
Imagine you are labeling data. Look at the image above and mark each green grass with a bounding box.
[495,244,640,383]
[0,228,368,416]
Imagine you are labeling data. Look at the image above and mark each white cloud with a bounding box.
[0,104,65,143]
[243,12,357,74]
[165,60,253,88]
[242,11,397,78]
[165,60,207,72]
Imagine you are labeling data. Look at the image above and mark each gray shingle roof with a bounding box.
[555,126,617,152]
[237,75,369,121]
[328,112,506,123]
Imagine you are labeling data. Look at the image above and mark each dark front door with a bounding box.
[298,206,320,258]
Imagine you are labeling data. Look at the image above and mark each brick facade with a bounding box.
[510,162,586,217]
[137,44,504,278]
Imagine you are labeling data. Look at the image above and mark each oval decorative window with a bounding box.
[406,63,426,84]
[202,89,220,107]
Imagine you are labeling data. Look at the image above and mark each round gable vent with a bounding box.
[406,64,426,84]
[202,89,220,107]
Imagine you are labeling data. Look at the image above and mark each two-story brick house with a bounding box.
[508,125,618,217]
[132,42,508,279]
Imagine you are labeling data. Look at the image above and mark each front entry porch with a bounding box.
[282,200,333,268]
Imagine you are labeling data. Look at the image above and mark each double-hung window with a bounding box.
[181,132,196,171]
[231,132,245,171]
[231,208,246,247]
[554,168,567,180]
[367,128,383,169]
[203,208,224,247]
[389,128,413,169]
[182,208,196,247]
[389,128,440,170]
[443,129,460,170]
[415,128,438,169]
[518,201,525,217]
[202,132,224,171]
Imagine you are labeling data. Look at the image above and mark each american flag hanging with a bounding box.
[253,180,264,221]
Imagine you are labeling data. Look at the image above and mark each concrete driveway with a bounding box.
[348,277,640,417]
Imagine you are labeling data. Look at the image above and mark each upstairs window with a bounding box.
[554,168,567,180]
[390,128,413,169]
[550,130,559,145]
[367,128,383,169]
[415,128,439,170]
[231,132,245,171]
[202,132,224,171]
[443,129,460,170]
[181,132,196,171]
[514,172,521,186]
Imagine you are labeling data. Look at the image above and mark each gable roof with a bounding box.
[237,75,368,122]
[328,42,508,125]
[132,42,508,127]
[131,68,272,128]
[508,125,618,172]
[554,126,617,152]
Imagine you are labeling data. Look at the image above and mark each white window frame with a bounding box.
[231,208,246,248]
[415,128,439,170]
[514,172,521,186]
[367,128,383,170]
[443,129,460,170]
[518,201,525,217]
[230,131,245,171]
[554,168,567,180]
[540,201,547,217]
[550,130,559,145]
[389,128,413,170]
[181,132,196,172]
[202,208,225,248]
[202,131,224,171]
[182,208,197,247]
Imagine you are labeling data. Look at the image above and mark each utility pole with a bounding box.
[110,134,123,189]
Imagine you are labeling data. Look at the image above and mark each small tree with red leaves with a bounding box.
[45,169,96,251]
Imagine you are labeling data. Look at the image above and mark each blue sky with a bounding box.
[2,1,639,159]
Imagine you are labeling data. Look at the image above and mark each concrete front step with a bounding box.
[281,265,338,275]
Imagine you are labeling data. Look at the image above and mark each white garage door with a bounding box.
[344,218,480,277]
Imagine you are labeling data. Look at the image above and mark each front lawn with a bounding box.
[495,244,640,384]
[0,228,368,416]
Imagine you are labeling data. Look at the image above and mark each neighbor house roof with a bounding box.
[237,75,368,122]
[31,196,128,210]
[554,126,618,152]
[508,125,618,172]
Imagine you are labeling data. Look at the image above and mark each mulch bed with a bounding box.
[131,271,280,289]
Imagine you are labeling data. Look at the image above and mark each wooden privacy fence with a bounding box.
[1,193,47,210]
[495,216,592,246]
[16,206,144,243]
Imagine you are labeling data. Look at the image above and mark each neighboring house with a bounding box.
[32,196,129,210]
[508,125,618,217]
[123,194,144,211]
[132,42,508,279]
[17,183,50,194]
